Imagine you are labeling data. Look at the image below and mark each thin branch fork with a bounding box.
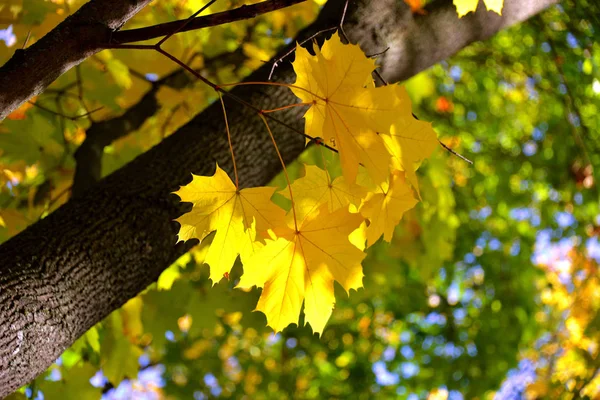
[109,0,305,45]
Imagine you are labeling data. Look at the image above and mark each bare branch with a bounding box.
[111,0,306,45]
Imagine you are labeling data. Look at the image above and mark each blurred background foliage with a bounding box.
[1,0,600,399]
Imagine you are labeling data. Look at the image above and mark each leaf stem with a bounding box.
[261,102,311,114]
[259,113,298,231]
[218,92,239,188]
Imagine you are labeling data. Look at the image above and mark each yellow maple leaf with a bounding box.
[280,164,367,222]
[238,206,365,333]
[453,0,503,17]
[174,165,285,282]
[379,86,438,195]
[290,32,410,184]
[360,171,418,247]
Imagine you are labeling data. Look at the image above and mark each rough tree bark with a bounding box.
[0,0,558,395]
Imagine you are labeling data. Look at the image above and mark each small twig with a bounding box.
[366,47,390,59]
[268,27,337,80]
[75,65,94,122]
[338,0,350,41]
[438,139,473,164]
[29,100,102,121]
[21,30,31,49]
[161,104,181,138]
[54,96,69,153]
[43,185,72,217]
[269,0,353,80]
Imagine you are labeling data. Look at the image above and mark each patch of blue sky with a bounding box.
[587,236,600,262]
[532,127,545,141]
[466,343,478,357]
[558,83,568,95]
[464,252,476,264]
[522,141,537,156]
[461,288,475,304]
[566,32,579,48]
[476,236,487,248]
[509,207,540,226]
[266,332,281,345]
[138,365,165,388]
[194,392,207,400]
[0,25,16,47]
[204,373,223,397]
[453,308,467,324]
[439,267,447,280]
[422,336,433,350]
[145,73,159,82]
[555,211,576,228]
[447,283,460,305]
[424,312,447,326]
[466,265,484,282]
[526,77,539,99]
[90,370,108,388]
[488,238,502,251]
[102,365,165,400]
[204,373,218,387]
[494,359,536,400]
[568,112,581,127]
[383,346,396,361]
[449,65,463,81]
[400,331,412,343]
[47,368,61,381]
[372,361,400,386]
[104,380,134,400]
[541,42,551,53]
[510,239,521,256]
[139,353,151,368]
[399,362,419,379]
[400,345,415,360]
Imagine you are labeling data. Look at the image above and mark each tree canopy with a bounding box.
[1,0,599,399]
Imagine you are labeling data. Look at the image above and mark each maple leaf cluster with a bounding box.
[174,32,437,334]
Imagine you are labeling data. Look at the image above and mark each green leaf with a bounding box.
[39,364,101,400]
[0,113,62,165]
[100,313,142,386]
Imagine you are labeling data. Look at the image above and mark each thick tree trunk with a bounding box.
[0,0,557,395]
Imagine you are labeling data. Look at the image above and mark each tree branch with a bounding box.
[0,0,151,120]
[0,0,304,121]
[110,0,305,45]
